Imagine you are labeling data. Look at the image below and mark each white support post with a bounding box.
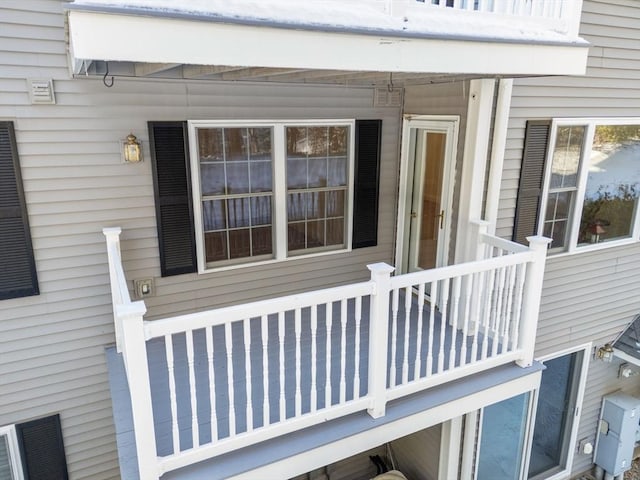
[438,417,463,480]
[103,227,126,352]
[470,220,490,261]
[484,79,513,236]
[561,0,583,38]
[119,302,160,480]
[455,78,496,264]
[367,262,395,419]
[516,236,551,368]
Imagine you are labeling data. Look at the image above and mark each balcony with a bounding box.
[103,223,549,480]
[67,0,588,81]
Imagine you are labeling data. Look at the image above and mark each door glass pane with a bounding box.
[528,352,581,478]
[416,132,445,270]
[477,393,530,480]
[578,125,640,245]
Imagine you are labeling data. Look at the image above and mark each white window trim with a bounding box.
[523,343,592,480]
[539,118,640,256]
[0,424,24,480]
[188,119,355,274]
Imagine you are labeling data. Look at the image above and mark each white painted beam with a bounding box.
[68,11,588,76]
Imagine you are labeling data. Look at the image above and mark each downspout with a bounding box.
[484,78,513,236]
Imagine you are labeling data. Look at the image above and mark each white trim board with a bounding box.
[226,370,542,480]
[67,11,589,76]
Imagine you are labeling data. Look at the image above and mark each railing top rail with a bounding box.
[480,233,530,254]
[390,249,535,289]
[145,281,374,339]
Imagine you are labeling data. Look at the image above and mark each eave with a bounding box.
[66,8,589,81]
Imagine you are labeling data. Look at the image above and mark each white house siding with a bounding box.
[498,0,640,476]
[0,2,404,479]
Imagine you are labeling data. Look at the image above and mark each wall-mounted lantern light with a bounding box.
[122,133,143,163]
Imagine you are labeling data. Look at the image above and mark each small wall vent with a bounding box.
[28,79,56,104]
[374,87,403,108]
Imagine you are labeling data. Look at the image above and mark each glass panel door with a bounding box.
[477,393,531,480]
[408,130,448,272]
[528,350,584,479]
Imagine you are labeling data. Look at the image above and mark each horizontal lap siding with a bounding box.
[0,3,400,480]
[498,0,640,476]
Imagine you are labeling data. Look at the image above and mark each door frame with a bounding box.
[395,115,460,273]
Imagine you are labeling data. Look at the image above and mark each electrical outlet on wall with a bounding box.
[133,278,155,298]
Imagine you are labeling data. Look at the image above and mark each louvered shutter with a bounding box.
[16,415,68,480]
[149,122,197,276]
[0,122,38,300]
[352,120,382,249]
[513,120,551,245]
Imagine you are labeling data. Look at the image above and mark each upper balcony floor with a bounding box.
[66,0,589,84]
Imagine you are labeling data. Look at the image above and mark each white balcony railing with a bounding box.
[388,0,583,37]
[103,222,549,480]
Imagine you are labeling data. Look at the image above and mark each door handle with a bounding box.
[438,210,444,229]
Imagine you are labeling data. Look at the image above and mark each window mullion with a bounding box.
[567,123,595,252]
[273,124,287,260]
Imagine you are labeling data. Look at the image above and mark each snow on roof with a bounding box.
[68,0,584,45]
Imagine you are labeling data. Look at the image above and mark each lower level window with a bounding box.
[190,120,353,270]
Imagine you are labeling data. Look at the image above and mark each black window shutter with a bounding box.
[16,414,68,480]
[352,120,382,249]
[149,121,197,276]
[0,121,39,300]
[512,120,552,245]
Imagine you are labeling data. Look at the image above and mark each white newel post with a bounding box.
[103,228,159,479]
[367,263,395,418]
[516,236,551,368]
[119,303,160,480]
[469,220,490,333]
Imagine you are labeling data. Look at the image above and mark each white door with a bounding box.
[398,117,458,274]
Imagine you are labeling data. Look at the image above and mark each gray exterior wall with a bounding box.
[498,0,640,476]
[0,1,403,478]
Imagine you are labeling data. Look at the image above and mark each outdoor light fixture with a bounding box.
[122,133,143,163]
[596,343,614,362]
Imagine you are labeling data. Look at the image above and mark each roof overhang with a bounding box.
[67,8,589,79]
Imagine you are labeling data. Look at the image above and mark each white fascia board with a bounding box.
[68,10,588,76]
[227,369,541,480]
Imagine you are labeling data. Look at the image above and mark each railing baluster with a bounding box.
[294,308,302,417]
[502,264,518,354]
[492,265,507,358]
[402,286,412,385]
[438,278,450,374]
[186,330,199,448]
[243,320,253,432]
[481,266,496,360]
[449,276,461,369]
[261,315,269,428]
[390,288,400,387]
[354,296,362,399]
[339,299,347,404]
[205,326,218,442]
[310,306,318,412]
[414,283,425,380]
[467,273,481,363]
[225,322,236,437]
[278,312,285,421]
[427,281,437,377]
[165,334,180,453]
[511,263,527,352]
[325,303,333,409]
[460,274,473,366]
